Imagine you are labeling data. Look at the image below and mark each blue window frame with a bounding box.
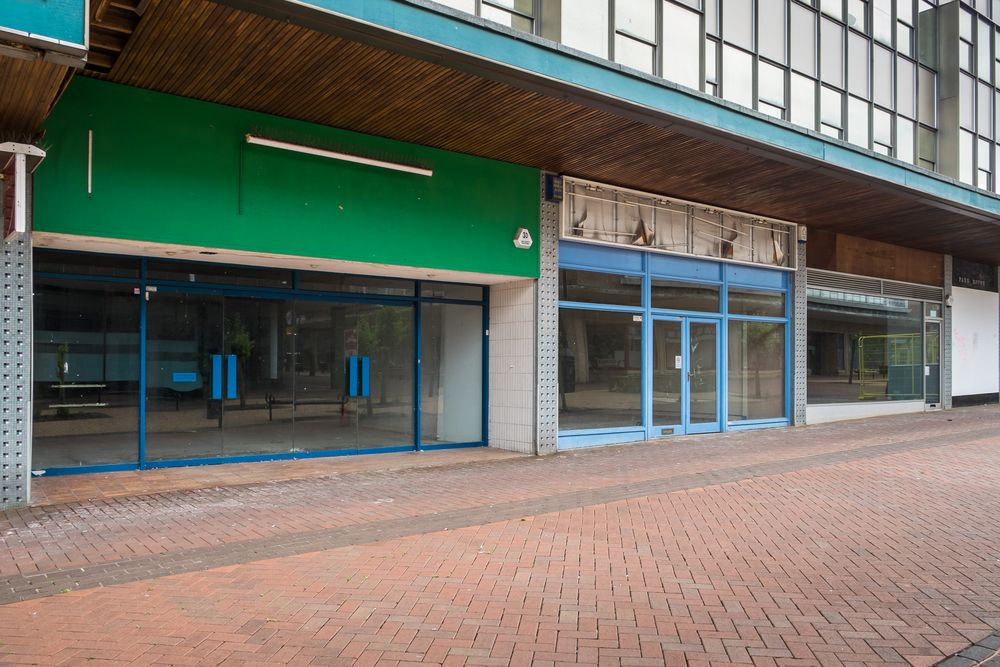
[558,241,791,450]
[32,249,490,475]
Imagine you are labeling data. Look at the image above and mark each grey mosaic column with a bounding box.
[943,254,953,410]
[535,173,560,455]
[1,230,32,508]
[792,237,808,425]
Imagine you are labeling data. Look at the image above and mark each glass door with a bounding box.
[925,320,941,407]
[687,319,721,434]
[651,318,683,436]
[651,317,722,436]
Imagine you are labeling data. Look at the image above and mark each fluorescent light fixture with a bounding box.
[245,134,432,177]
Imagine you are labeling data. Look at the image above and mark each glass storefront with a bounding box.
[32,251,487,472]
[806,288,942,403]
[557,239,790,448]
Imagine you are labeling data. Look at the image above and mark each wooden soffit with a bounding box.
[72,0,1000,263]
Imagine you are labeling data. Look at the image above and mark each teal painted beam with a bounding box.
[0,0,87,51]
[228,0,1000,219]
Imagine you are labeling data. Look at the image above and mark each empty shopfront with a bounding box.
[32,252,486,473]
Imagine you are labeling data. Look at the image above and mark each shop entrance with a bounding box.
[650,317,721,437]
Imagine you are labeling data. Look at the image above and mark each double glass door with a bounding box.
[145,290,414,461]
[651,317,721,436]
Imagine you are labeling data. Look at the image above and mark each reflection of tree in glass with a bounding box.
[745,322,781,397]
[226,314,254,408]
[357,307,408,408]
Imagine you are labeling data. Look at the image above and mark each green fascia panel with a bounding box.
[0,0,87,49]
[273,0,1000,218]
[35,78,541,279]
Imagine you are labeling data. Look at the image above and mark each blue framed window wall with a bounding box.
[31,250,489,475]
[558,240,792,450]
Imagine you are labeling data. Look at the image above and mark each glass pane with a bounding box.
[705,37,718,84]
[873,107,893,145]
[722,45,754,107]
[723,0,754,49]
[847,0,867,31]
[979,81,993,138]
[351,303,415,448]
[821,0,843,20]
[688,322,718,424]
[978,19,991,78]
[821,86,844,127]
[558,309,642,430]
[663,2,701,89]
[705,0,719,35]
[960,129,975,184]
[291,300,351,452]
[790,74,817,128]
[873,45,893,109]
[300,272,415,296]
[872,0,892,44]
[758,61,786,107]
[33,280,140,469]
[896,117,915,163]
[848,31,870,98]
[147,261,293,289]
[561,0,610,58]
[728,320,785,421]
[896,22,913,57]
[652,319,682,426]
[925,321,941,404]
[917,124,937,163]
[807,288,923,403]
[960,73,975,130]
[221,297,295,457]
[820,19,845,88]
[421,282,484,301]
[729,289,785,317]
[480,4,533,31]
[616,0,657,42]
[560,269,642,306]
[421,303,483,444]
[651,279,721,312]
[791,4,817,76]
[896,56,916,118]
[34,250,140,278]
[145,292,224,461]
[847,95,870,147]
[759,0,787,63]
[615,33,655,73]
[918,66,935,126]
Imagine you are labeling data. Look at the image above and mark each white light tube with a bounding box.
[14,153,26,233]
[245,135,433,177]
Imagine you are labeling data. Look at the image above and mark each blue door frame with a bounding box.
[649,316,723,438]
[34,251,490,475]
[558,240,790,450]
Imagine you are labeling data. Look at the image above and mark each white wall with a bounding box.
[488,279,536,453]
[952,286,999,396]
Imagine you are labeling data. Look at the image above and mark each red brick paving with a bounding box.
[3,408,997,580]
[0,408,998,665]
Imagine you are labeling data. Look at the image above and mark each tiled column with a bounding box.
[488,280,536,453]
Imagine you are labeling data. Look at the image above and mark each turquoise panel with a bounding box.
[0,0,86,46]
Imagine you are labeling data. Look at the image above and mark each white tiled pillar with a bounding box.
[488,280,537,453]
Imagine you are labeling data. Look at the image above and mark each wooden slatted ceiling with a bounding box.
[80,0,1000,262]
[0,58,70,142]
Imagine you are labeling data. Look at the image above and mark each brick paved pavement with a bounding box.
[0,407,998,665]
